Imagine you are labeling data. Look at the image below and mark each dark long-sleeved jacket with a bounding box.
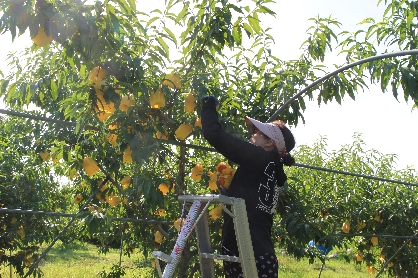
[201,98,287,256]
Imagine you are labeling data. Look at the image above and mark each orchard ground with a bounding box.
[0,240,373,278]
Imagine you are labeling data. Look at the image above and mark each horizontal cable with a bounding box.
[2,208,415,240]
[0,108,416,186]
[331,233,418,239]
[295,163,417,187]
[0,208,173,225]
[268,49,418,121]
[0,108,99,131]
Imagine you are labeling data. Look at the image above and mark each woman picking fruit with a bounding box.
[201,95,295,278]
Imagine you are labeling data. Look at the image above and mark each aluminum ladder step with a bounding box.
[200,253,241,262]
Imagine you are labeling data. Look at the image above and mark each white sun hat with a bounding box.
[245,116,286,152]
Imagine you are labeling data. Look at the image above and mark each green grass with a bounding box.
[0,241,154,278]
[1,242,373,278]
[276,252,371,278]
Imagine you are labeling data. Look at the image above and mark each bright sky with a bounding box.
[269,0,417,170]
[0,0,416,170]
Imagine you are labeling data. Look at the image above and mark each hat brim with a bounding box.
[245,116,268,136]
[245,116,286,152]
[245,116,257,134]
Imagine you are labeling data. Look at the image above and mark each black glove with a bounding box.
[201,95,219,106]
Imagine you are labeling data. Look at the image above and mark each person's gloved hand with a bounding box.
[201,95,220,111]
[201,95,219,105]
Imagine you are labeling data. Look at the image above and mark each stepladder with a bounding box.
[152,194,258,278]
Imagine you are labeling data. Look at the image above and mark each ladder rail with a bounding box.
[232,198,258,278]
[152,195,257,278]
[152,200,202,278]
[153,200,212,278]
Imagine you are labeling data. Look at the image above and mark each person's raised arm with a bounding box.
[201,96,273,171]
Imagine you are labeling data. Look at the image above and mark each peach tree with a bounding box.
[0,0,417,277]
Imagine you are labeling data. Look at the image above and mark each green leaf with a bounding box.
[150,8,163,15]
[257,5,276,16]
[143,180,152,199]
[106,4,116,15]
[248,12,261,34]
[10,17,17,41]
[243,22,253,38]
[127,0,136,11]
[227,4,244,14]
[6,83,16,102]
[256,47,264,61]
[334,87,341,104]
[63,145,69,162]
[163,27,178,46]
[406,10,414,28]
[175,2,189,23]
[19,83,27,103]
[146,16,160,28]
[115,0,131,14]
[357,17,375,25]
[232,19,242,46]
[29,82,37,96]
[154,42,169,60]
[1,79,10,94]
[133,57,144,80]
[75,116,84,135]
[39,90,45,103]
[51,80,58,101]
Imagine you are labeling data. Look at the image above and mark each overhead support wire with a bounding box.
[332,233,418,240]
[0,108,99,131]
[2,51,418,188]
[2,206,413,240]
[0,208,173,225]
[294,163,417,187]
[0,108,416,187]
[159,144,417,186]
[268,49,418,121]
